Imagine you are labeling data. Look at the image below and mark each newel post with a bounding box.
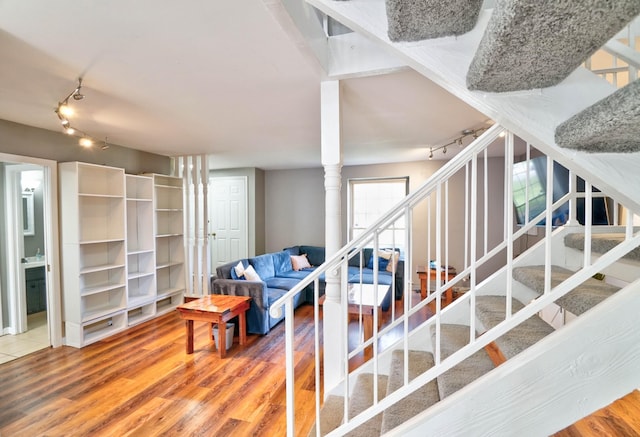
[321,80,344,394]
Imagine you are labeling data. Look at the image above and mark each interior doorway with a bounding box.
[209,176,248,271]
[0,153,62,362]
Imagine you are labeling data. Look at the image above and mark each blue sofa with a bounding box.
[212,245,404,335]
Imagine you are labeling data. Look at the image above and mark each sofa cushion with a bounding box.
[367,249,400,272]
[300,245,325,267]
[348,248,373,268]
[265,277,301,291]
[283,245,300,256]
[250,253,275,279]
[272,250,293,275]
[277,268,315,281]
[349,270,394,287]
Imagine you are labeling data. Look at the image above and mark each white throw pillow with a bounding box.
[234,261,245,278]
[242,265,262,281]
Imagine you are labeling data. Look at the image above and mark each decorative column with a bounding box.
[321,80,344,394]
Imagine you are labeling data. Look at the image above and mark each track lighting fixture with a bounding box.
[54,77,106,149]
[427,126,490,160]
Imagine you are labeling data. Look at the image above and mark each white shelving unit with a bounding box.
[125,174,157,326]
[149,174,185,315]
[59,162,128,347]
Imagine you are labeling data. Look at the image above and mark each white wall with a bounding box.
[265,157,507,284]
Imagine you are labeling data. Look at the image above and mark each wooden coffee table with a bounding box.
[320,283,391,359]
[176,294,251,358]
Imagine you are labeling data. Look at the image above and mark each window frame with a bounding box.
[347,176,409,245]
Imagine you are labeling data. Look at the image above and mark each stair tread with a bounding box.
[345,373,388,437]
[430,324,495,399]
[467,1,640,92]
[385,0,482,42]
[556,79,640,153]
[476,295,554,359]
[513,265,620,315]
[307,395,344,437]
[381,350,439,433]
[564,232,640,261]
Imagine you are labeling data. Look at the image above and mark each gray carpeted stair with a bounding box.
[346,373,388,437]
[385,0,482,42]
[307,395,344,437]
[513,265,621,316]
[564,232,640,261]
[380,350,439,433]
[430,323,495,399]
[466,0,640,92]
[556,79,640,153]
[476,295,554,359]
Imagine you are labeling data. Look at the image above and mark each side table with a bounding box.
[176,294,251,358]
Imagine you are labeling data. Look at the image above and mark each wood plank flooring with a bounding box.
[1,296,639,436]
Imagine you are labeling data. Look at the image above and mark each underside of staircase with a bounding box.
[307,0,640,214]
[297,0,640,435]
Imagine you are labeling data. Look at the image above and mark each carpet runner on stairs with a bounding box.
[513,265,621,316]
[564,232,640,261]
[346,373,388,437]
[380,350,439,433]
[555,79,640,153]
[385,0,482,42]
[466,0,640,92]
[430,323,495,399]
[476,295,554,359]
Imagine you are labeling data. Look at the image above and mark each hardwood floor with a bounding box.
[0,295,639,436]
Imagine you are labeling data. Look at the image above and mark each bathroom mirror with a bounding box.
[22,191,35,236]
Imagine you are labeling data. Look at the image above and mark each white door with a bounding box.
[209,177,248,271]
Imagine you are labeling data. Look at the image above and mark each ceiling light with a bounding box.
[54,77,105,150]
[427,126,489,161]
[58,104,74,117]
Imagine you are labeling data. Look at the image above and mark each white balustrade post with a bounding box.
[321,80,344,395]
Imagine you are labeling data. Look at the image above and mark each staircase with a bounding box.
[308,228,640,436]
[270,1,640,435]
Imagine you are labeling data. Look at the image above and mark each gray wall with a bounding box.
[0,119,170,175]
[265,158,507,284]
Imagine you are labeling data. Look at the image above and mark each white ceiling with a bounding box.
[0,0,489,170]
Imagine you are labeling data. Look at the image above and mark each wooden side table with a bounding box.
[416,266,456,304]
[176,294,251,358]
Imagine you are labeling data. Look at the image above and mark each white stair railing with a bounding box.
[269,124,640,436]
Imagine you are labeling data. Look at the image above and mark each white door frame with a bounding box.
[1,153,62,347]
[5,164,29,333]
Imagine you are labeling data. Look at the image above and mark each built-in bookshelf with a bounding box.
[149,174,185,315]
[59,162,128,347]
[125,174,156,326]
[60,164,186,347]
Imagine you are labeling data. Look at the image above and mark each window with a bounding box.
[348,177,408,247]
